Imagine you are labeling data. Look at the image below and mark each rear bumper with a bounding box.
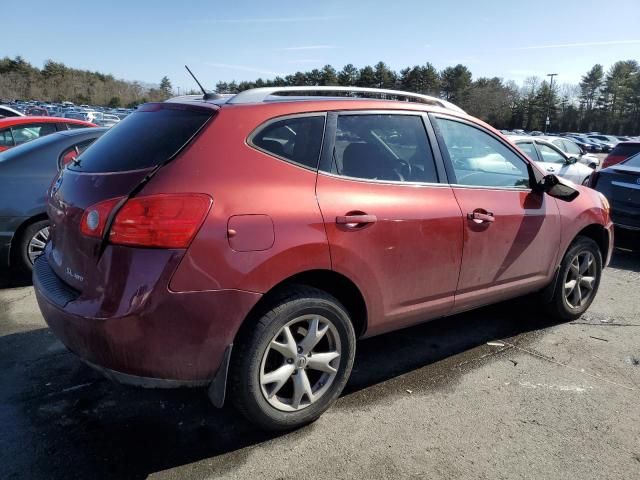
[33,250,262,383]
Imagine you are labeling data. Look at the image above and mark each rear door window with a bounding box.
[536,143,566,164]
[562,140,582,155]
[250,115,325,170]
[11,123,57,145]
[331,114,438,183]
[67,106,213,172]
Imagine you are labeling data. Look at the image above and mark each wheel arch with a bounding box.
[10,213,49,265]
[236,269,368,342]
[575,223,609,262]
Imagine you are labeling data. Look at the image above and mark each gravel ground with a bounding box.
[1,245,639,480]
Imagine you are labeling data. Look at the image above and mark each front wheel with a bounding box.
[546,236,602,321]
[229,286,356,431]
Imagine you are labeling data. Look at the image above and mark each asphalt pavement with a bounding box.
[1,245,639,480]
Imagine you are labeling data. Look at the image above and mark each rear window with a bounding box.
[610,143,640,157]
[67,106,212,172]
[624,153,640,167]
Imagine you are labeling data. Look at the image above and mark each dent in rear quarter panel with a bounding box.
[139,106,332,294]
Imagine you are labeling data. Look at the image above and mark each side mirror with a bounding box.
[565,156,578,165]
[538,174,580,202]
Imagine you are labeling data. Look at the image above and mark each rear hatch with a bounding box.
[603,143,640,168]
[599,162,640,227]
[46,102,215,291]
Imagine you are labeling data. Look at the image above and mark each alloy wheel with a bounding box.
[564,250,597,309]
[259,314,341,412]
[27,226,50,264]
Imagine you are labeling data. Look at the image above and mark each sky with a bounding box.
[3,0,640,91]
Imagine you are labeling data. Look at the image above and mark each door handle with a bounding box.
[467,211,495,223]
[546,167,555,172]
[336,214,377,227]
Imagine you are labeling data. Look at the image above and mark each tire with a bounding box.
[15,220,50,274]
[229,285,356,431]
[546,236,602,321]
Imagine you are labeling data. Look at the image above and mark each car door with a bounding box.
[430,114,561,313]
[316,111,464,336]
[535,141,584,183]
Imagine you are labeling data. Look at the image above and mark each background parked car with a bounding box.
[0,127,107,274]
[563,135,602,153]
[601,141,640,169]
[541,136,600,168]
[509,136,594,185]
[0,116,96,152]
[593,152,640,234]
[587,136,616,152]
[0,105,25,118]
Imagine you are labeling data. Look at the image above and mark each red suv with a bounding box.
[33,87,613,430]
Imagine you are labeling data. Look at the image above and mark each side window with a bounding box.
[434,118,530,188]
[516,141,539,161]
[562,140,582,155]
[332,114,438,183]
[0,129,14,147]
[537,143,566,164]
[58,139,97,169]
[251,115,325,169]
[11,123,57,145]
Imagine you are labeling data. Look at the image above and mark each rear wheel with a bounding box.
[546,236,602,321]
[229,286,356,431]
[16,220,50,274]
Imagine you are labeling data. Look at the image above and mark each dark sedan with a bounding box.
[0,127,107,274]
[593,152,640,233]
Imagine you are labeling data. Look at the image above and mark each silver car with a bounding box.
[539,136,600,168]
[508,136,594,185]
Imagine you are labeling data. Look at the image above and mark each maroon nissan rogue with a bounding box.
[34,87,613,430]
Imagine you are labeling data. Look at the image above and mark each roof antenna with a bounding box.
[184,65,217,100]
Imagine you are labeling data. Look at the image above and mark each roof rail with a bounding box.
[226,86,465,113]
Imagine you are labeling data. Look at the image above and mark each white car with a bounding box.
[539,136,600,168]
[0,105,25,118]
[509,136,594,185]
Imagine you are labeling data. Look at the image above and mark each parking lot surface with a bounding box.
[1,247,639,480]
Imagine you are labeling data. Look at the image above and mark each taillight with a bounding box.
[80,197,124,238]
[109,194,212,248]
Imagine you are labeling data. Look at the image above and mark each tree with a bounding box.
[159,76,172,98]
[320,65,338,86]
[373,61,395,89]
[357,66,376,88]
[440,64,472,104]
[338,64,359,86]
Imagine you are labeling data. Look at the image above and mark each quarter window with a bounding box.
[435,118,530,188]
[331,114,438,183]
[516,141,538,161]
[251,115,325,169]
